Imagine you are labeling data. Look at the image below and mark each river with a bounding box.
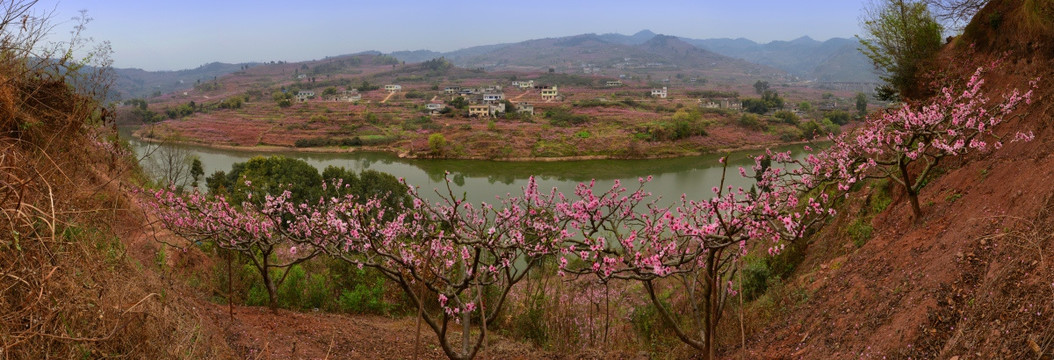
[121,127,809,206]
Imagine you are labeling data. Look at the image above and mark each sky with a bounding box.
[37,0,868,71]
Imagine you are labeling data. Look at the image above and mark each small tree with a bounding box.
[292,176,567,360]
[557,153,834,359]
[855,92,869,117]
[145,187,319,313]
[753,80,770,94]
[428,133,447,155]
[190,157,204,188]
[859,0,944,100]
[829,67,1035,219]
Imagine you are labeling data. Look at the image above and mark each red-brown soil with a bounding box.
[729,2,1054,358]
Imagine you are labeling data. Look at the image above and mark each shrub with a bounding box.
[545,108,589,127]
[737,113,765,131]
[276,265,307,309]
[847,218,873,248]
[774,110,800,125]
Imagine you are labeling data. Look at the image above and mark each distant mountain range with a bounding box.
[388,30,878,83]
[112,30,877,100]
[112,62,255,99]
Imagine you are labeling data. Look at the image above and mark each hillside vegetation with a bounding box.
[735,0,1054,358]
[0,6,231,358]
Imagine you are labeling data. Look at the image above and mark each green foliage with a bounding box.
[574,130,590,139]
[190,158,204,188]
[798,101,813,112]
[544,108,589,127]
[338,282,390,314]
[164,102,197,119]
[858,0,943,100]
[825,110,852,125]
[448,96,468,109]
[322,86,338,97]
[403,90,427,99]
[774,110,800,125]
[319,167,410,213]
[847,218,874,248]
[509,293,549,346]
[753,80,770,94]
[402,116,440,131]
[737,113,765,131]
[798,119,840,138]
[742,91,784,114]
[741,256,775,301]
[428,133,447,155]
[855,92,869,117]
[246,282,269,306]
[194,81,221,92]
[685,90,739,98]
[205,156,323,205]
[218,95,245,109]
[277,265,307,308]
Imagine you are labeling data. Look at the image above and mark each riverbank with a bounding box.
[130,126,816,162]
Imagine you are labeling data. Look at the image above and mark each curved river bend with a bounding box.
[122,128,808,206]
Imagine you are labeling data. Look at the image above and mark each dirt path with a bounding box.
[511,91,530,101]
[381,91,396,103]
[430,95,437,102]
[256,124,278,145]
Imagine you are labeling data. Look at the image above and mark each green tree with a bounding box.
[858,0,943,101]
[190,157,204,188]
[322,86,338,97]
[855,92,869,117]
[206,156,323,205]
[753,80,770,94]
[448,96,468,109]
[428,133,447,155]
[774,110,800,125]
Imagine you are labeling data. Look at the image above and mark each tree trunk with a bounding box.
[261,256,278,314]
[899,158,922,220]
[462,303,471,357]
[907,190,922,220]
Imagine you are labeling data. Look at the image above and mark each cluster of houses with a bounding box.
[296,89,362,103]
[289,78,746,119]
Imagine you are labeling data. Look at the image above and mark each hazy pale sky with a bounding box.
[39,0,867,71]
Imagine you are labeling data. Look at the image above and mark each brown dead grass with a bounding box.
[0,57,233,358]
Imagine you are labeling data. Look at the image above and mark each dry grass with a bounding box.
[0,52,232,359]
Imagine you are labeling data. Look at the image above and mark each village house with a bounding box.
[650,87,668,99]
[514,80,534,89]
[444,86,461,94]
[384,84,402,93]
[488,103,506,116]
[482,92,505,102]
[605,80,623,87]
[296,90,315,102]
[515,102,534,116]
[468,104,490,117]
[540,86,559,101]
[700,98,741,110]
[334,89,361,102]
[426,102,444,115]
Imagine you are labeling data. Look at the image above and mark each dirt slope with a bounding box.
[736,1,1054,359]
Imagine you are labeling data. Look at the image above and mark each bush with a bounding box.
[337,277,391,314]
[741,256,774,301]
[509,293,550,346]
[277,265,307,309]
[847,218,874,248]
[545,108,589,127]
[825,110,852,125]
[737,113,765,131]
[774,110,800,125]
